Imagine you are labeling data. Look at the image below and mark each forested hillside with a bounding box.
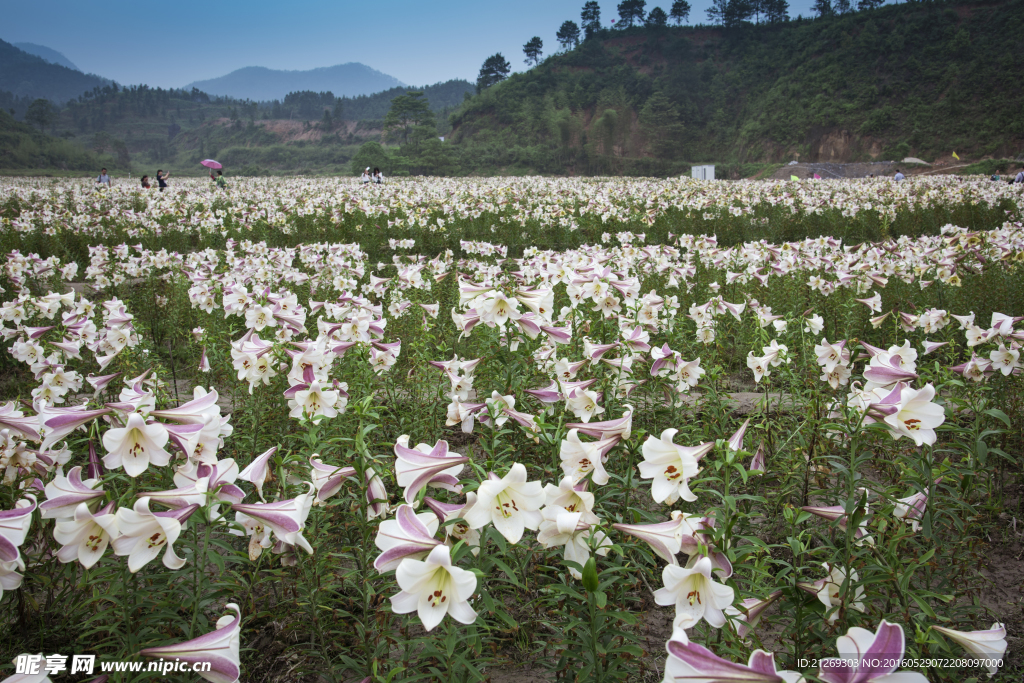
[0,109,110,172]
[28,80,472,177]
[450,0,1024,174]
[339,80,474,121]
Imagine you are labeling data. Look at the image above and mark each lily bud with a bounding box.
[582,557,599,592]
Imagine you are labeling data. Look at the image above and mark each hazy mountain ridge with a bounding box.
[185,63,405,102]
[13,42,80,71]
[0,39,110,103]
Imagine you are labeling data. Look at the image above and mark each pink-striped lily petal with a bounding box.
[330,341,358,357]
[231,499,302,539]
[541,325,571,345]
[237,447,277,501]
[309,456,356,501]
[613,512,687,565]
[922,340,949,355]
[525,381,562,404]
[727,419,750,452]
[818,620,913,683]
[567,406,632,440]
[750,442,766,474]
[727,590,783,639]
[150,390,220,423]
[502,406,540,434]
[394,439,468,505]
[0,413,40,441]
[863,361,918,386]
[140,603,241,683]
[665,638,798,682]
[164,422,206,459]
[41,407,111,451]
[40,466,104,519]
[373,504,442,572]
[0,495,37,563]
[139,478,210,510]
[514,313,541,339]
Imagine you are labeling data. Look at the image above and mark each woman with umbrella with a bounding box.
[203,159,227,190]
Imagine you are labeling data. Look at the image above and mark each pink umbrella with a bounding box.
[201,159,222,170]
[813,173,822,179]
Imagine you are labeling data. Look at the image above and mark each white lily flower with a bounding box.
[463,462,544,543]
[101,412,172,478]
[638,429,711,504]
[53,501,118,569]
[932,623,1007,676]
[881,383,945,446]
[390,544,478,632]
[536,505,611,579]
[653,556,735,639]
[112,497,196,573]
[565,388,605,423]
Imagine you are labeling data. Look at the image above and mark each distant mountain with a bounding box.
[185,63,405,102]
[14,42,80,71]
[0,39,109,103]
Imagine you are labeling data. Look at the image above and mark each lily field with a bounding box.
[1,175,1023,682]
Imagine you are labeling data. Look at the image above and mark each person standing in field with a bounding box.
[96,168,111,187]
[156,169,170,191]
[361,167,371,185]
[140,175,151,189]
[373,167,384,184]
[894,169,905,181]
[1015,167,1024,184]
[210,169,227,189]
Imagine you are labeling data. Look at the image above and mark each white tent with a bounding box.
[691,165,715,180]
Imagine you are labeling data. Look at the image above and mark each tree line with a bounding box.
[476,0,903,92]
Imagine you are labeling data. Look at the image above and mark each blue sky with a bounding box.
[3,0,827,90]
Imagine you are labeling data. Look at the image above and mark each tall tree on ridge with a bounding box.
[669,0,692,24]
[556,20,582,49]
[706,0,728,25]
[581,1,602,38]
[646,6,669,26]
[765,0,789,22]
[812,0,834,17]
[383,91,435,147]
[477,54,512,93]
[617,0,648,27]
[523,37,544,66]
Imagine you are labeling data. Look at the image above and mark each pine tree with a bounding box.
[523,37,544,66]
[556,21,582,49]
[669,0,691,24]
[581,1,602,38]
[477,54,512,92]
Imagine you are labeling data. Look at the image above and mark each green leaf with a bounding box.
[984,408,1011,428]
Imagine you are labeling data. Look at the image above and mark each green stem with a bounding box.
[190,513,212,639]
[589,590,603,682]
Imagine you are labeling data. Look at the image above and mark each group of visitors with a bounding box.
[96,168,171,191]
[95,168,227,191]
[992,168,1024,184]
[360,167,385,185]
[893,167,1024,183]
[138,171,171,190]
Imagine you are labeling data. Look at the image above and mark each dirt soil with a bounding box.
[771,161,902,180]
